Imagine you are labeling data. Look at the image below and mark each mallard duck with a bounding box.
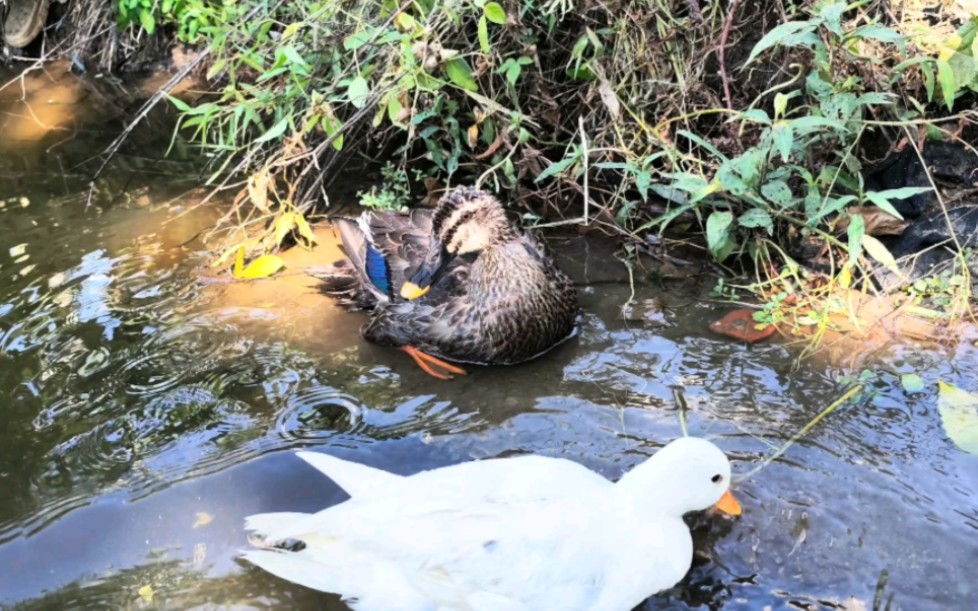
[243,437,742,610]
[317,187,579,378]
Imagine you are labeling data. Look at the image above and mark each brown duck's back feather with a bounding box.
[362,230,579,365]
[365,208,435,291]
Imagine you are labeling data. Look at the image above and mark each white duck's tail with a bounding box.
[295,451,403,499]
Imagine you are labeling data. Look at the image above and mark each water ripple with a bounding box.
[274,384,363,441]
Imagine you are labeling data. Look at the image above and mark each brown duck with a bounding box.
[317,187,579,378]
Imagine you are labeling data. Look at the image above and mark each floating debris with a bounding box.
[709,308,777,343]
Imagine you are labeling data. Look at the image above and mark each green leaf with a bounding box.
[483,1,506,25]
[344,28,373,50]
[789,115,848,134]
[206,58,227,80]
[739,108,772,125]
[444,58,479,92]
[811,194,857,222]
[746,21,819,65]
[166,94,192,112]
[498,58,522,86]
[761,179,793,208]
[937,59,957,110]
[321,114,337,136]
[818,1,845,36]
[901,373,925,393]
[921,59,936,101]
[676,129,728,161]
[738,208,774,234]
[937,381,978,455]
[706,211,735,261]
[139,9,156,34]
[387,93,404,126]
[347,76,370,108]
[847,213,864,266]
[848,24,905,45]
[478,16,490,54]
[771,122,794,162]
[281,46,311,72]
[733,148,765,186]
[254,118,289,144]
[535,153,580,183]
[774,92,789,119]
[282,22,303,41]
[635,171,651,202]
[864,188,931,220]
[855,92,894,107]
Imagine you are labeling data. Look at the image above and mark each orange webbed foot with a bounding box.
[400,346,467,380]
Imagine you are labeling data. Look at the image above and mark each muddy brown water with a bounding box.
[1,65,977,610]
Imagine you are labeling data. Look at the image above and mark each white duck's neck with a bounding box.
[614,454,695,518]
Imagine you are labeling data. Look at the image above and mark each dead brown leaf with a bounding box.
[839,207,907,236]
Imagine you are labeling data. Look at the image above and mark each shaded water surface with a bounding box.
[1,66,977,610]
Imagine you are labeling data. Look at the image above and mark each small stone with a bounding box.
[621,297,667,327]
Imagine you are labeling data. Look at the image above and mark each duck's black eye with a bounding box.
[711,474,723,484]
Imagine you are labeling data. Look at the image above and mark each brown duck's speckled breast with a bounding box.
[463,239,578,363]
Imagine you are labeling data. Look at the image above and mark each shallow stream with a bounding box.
[1,65,976,610]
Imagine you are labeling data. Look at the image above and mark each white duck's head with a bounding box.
[617,437,741,517]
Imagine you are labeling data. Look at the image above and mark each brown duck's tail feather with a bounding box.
[332,217,391,307]
[303,262,372,310]
[303,217,390,309]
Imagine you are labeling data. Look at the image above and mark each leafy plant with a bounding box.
[117,0,213,41]
[140,0,972,307]
[676,0,931,268]
[905,267,968,310]
[358,162,413,212]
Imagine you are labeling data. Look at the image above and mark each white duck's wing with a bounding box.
[293,451,611,505]
[379,497,614,609]
[246,452,615,569]
[406,454,612,503]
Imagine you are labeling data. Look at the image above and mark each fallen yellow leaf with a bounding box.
[234,254,285,280]
[192,511,213,529]
[138,585,154,602]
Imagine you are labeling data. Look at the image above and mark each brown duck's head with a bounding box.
[433,187,514,254]
[400,187,514,300]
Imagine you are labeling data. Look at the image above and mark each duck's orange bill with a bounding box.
[400,282,430,300]
[714,490,742,516]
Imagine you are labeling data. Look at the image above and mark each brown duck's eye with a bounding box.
[711,474,723,484]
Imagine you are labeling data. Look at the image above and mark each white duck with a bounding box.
[243,437,741,611]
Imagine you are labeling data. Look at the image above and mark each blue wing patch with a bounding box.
[364,243,392,297]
